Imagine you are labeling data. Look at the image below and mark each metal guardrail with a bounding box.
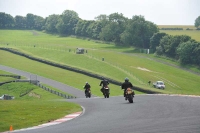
[0,80,15,86]
[0,75,76,99]
[0,74,21,79]
[37,83,76,99]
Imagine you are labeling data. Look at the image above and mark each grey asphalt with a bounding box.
[1,65,200,133]
[0,65,87,98]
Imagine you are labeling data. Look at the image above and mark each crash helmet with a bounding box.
[125,77,129,82]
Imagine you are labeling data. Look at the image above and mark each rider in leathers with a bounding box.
[99,78,109,94]
[121,78,134,100]
[84,82,91,95]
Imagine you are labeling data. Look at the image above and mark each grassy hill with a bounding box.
[1,28,200,132]
[158,25,196,30]
[0,30,200,95]
[158,25,200,42]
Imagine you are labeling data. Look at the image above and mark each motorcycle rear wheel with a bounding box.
[128,98,133,103]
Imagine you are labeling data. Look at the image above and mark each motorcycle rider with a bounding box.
[84,82,91,96]
[99,78,109,94]
[121,78,134,100]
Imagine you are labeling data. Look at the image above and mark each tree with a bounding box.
[75,20,92,37]
[85,21,101,39]
[94,14,109,28]
[95,14,108,21]
[0,12,15,28]
[150,32,167,52]
[33,15,45,30]
[100,13,127,43]
[121,15,158,48]
[45,14,59,33]
[177,41,199,65]
[193,43,200,65]
[15,15,27,29]
[168,35,192,58]
[26,13,35,29]
[155,46,164,55]
[82,20,94,38]
[99,23,116,41]
[75,19,84,36]
[157,35,193,58]
[195,16,200,28]
[158,35,172,56]
[56,10,79,35]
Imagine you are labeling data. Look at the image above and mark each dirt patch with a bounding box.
[137,67,152,72]
[29,92,41,99]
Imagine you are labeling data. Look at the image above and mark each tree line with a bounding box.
[150,33,200,65]
[0,10,158,49]
[0,10,200,66]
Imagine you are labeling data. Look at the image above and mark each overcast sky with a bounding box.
[0,0,200,25]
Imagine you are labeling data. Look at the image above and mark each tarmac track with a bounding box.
[1,65,200,133]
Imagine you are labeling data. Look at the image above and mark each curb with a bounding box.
[2,111,82,133]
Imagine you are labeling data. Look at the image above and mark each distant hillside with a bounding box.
[158,25,196,30]
[158,25,200,42]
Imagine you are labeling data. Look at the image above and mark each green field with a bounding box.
[0,82,81,132]
[0,50,144,96]
[158,25,196,30]
[0,29,200,132]
[0,70,16,82]
[158,25,200,42]
[0,30,200,95]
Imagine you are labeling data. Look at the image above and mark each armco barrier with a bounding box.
[0,47,159,94]
[0,80,15,86]
[0,79,75,99]
[38,83,76,99]
[0,74,21,79]
[0,74,21,86]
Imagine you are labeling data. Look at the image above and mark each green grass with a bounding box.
[39,83,75,97]
[158,25,196,30]
[0,50,144,96]
[0,29,200,96]
[0,82,81,132]
[0,76,15,82]
[0,30,134,52]
[0,70,18,82]
[0,70,12,75]
[160,30,200,42]
[0,29,200,132]
[158,25,200,42]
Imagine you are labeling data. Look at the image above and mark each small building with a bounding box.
[76,48,84,54]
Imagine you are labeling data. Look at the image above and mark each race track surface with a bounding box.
[1,65,200,133]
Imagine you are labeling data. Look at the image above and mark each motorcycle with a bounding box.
[103,86,110,98]
[85,88,91,98]
[125,88,134,103]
